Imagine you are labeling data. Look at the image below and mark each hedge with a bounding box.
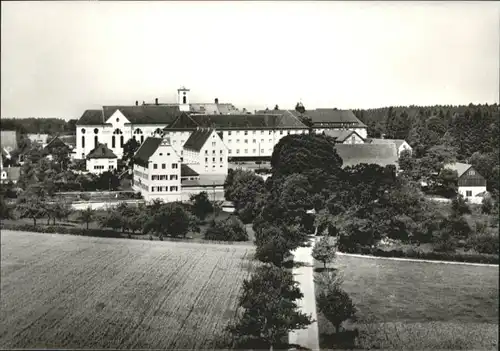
[0,223,122,238]
[341,244,499,264]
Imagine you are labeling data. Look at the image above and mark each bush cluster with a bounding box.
[204,216,248,242]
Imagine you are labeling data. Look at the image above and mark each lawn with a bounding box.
[314,255,499,350]
[0,230,257,349]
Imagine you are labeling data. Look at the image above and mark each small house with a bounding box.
[443,162,487,203]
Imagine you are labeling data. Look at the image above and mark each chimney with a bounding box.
[214,98,219,104]
[135,101,138,106]
[155,98,159,105]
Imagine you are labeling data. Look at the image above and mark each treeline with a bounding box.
[0,117,77,135]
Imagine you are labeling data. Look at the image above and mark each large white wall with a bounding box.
[458,186,487,204]
[132,141,182,202]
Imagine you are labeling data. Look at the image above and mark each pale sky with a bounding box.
[1,1,499,119]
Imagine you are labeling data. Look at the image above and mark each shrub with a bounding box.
[79,193,91,201]
[204,216,248,242]
[467,232,500,255]
[481,196,493,214]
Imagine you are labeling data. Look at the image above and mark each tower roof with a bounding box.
[177,86,190,91]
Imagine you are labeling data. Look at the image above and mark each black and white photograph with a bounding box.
[1,1,499,350]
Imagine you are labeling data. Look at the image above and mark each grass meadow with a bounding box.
[314,254,499,350]
[0,230,257,349]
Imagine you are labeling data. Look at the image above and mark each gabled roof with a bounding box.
[256,109,366,127]
[103,105,182,125]
[186,113,306,129]
[324,129,363,142]
[77,106,182,125]
[167,113,200,129]
[443,162,473,178]
[181,164,199,177]
[77,110,106,125]
[0,130,18,151]
[133,137,163,167]
[335,144,399,168]
[58,134,76,148]
[45,136,71,151]
[86,143,117,160]
[183,128,213,152]
[367,138,408,149]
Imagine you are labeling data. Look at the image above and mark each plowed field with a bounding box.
[0,230,256,349]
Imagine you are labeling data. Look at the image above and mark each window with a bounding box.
[253,149,256,153]
[469,170,476,176]
[213,157,216,162]
[228,131,232,135]
[160,175,166,180]
[170,186,178,192]
[94,128,99,134]
[269,139,272,143]
[261,139,264,143]
[220,165,223,168]
[244,149,248,154]
[228,149,232,154]
[141,136,144,144]
[205,157,208,162]
[112,136,116,148]
[81,128,86,134]
[261,149,264,153]
[236,149,240,154]
[161,163,166,169]
[82,136,85,148]
[170,175,178,180]
[220,150,223,154]
[109,165,114,170]
[120,136,124,147]
[116,118,120,122]
[466,190,472,197]
[205,150,208,155]
[212,165,215,168]
[228,139,232,143]
[244,131,248,135]
[351,136,356,143]
[220,157,223,162]
[94,136,98,148]
[212,150,215,155]
[287,131,290,135]
[172,163,178,169]
[244,139,248,143]
[269,130,272,135]
[280,130,283,135]
[236,139,240,143]
[151,187,155,192]
[180,157,183,162]
[252,131,256,135]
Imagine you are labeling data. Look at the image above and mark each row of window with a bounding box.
[204,157,224,163]
[227,130,306,136]
[204,150,223,155]
[228,149,270,154]
[151,186,179,192]
[153,163,179,169]
[227,139,272,144]
[151,175,179,181]
[94,165,114,170]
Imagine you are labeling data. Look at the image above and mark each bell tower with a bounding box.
[177,86,190,112]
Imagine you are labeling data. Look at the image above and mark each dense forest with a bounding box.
[0,118,77,135]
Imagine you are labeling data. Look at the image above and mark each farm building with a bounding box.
[86,143,118,175]
[323,129,365,144]
[366,138,412,157]
[334,143,399,169]
[443,162,487,203]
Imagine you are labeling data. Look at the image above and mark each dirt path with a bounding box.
[288,238,319,350]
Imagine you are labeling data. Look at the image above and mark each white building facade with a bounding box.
[75,88,368,161]
[85,143,118,175]
[132,137,182,202]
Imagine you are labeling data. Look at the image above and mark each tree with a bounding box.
[0,196,13,219]
[78,206,95,230]
[451,194,471,217]
[228,265,312,349]
[143,202,191,238]
[98,210,123,232]
[204,216,248,241]
[481,196,493,214]
[254,228,290,266]
[15,185,47,226]
[433,168,458,198]
[316,285,357,334]
[312,236,336,269]
[190,191,213,220]
[122,138,140,168]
